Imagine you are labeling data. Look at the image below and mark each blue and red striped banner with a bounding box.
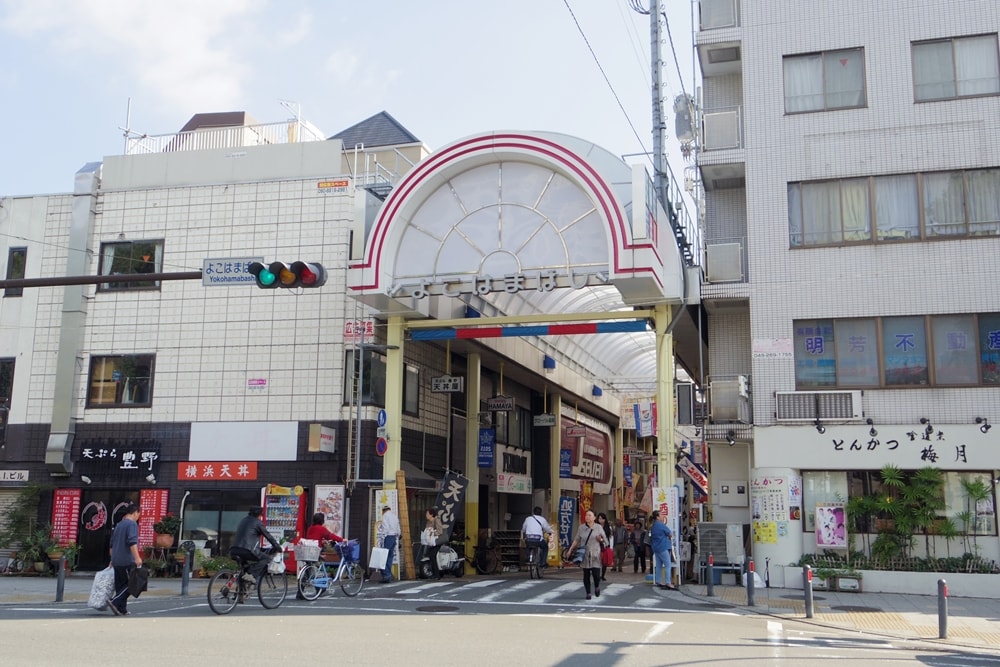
[409,319,648,341]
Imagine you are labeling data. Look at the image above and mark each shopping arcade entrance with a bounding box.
[346,131,694,546]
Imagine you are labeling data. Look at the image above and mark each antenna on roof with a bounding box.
[278,99,301,122]
[118,97,148,154]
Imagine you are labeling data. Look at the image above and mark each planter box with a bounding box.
[835,574,862,592]
[780,565,999,598]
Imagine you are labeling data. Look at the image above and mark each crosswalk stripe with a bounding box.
[478,580,539,602]
[522,582,579,604]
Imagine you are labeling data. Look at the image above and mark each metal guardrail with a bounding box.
[125,121,325,155]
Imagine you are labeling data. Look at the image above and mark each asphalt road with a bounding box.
[4,577,1000,666]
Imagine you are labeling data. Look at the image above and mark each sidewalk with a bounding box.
[4,570,1000,651]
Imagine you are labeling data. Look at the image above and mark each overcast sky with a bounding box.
[0,0,696,197]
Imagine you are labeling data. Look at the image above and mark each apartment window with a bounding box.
[98,240,163,291]
[913,34,1000,102]
[4,247,26,297]
[343,350,419,415]
[789,167,1000,247]
[87,354,154,407]
[784,48,866,113]
[794,314,1000,388]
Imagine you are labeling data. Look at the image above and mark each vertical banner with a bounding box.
[558,496,578,549]
[138,488,170,547]
[638,482,653,514]
[477,428,495,468]
[633,400,658,438]
[433,471,469,542]
[313,485,346,537]
[51,488,82,545]
[580,480,594,521]
[559,449,572,478]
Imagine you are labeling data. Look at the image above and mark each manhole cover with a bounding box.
[415,605,460,613]
[831,605,881,613]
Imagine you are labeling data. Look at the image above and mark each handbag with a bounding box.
[369,546,389,570]
[600,546,614,568]
[88,566,114,610]
[420,527,438,547]
[625,544,636,560]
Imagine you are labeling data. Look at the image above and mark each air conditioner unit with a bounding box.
[710,377,750,423]
[696,522,745,565]
[774,390,863,422]
[705,243,743,282]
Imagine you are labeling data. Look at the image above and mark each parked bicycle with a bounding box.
[1,551,24,575]
[207,547,288,615]
[463,536,501,575]
[296,539,365,600]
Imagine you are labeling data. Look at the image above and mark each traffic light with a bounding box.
[248,261,327,289]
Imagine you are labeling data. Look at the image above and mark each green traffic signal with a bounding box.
[248,261,278,289]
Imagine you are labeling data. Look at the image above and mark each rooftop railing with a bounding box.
[124,120,325,155]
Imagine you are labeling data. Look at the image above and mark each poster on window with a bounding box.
[51,489,81,545]
[313,485,346,537]
[815,502,847,548]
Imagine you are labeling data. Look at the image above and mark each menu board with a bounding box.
[138,489,170,547]
[51,489,82,545]
[313,485,346,537]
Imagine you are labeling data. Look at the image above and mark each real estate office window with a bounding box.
[97,240,163,291]
[87,355,155,407]
[912,34,1000,102]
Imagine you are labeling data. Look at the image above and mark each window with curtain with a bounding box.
[87,354,155,407]
[966,168,1000,235]
[98,240,164,291]
[913,34,1000,102]
[784,48,865,113]
[923,172,966,236]
[874,174,919,240]
[4,247,26,297]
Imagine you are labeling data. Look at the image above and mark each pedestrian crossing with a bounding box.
[380,577,696,609]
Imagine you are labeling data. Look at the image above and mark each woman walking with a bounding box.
[596,512,613,581]
[650,509,677,590]
[566,509,607,600]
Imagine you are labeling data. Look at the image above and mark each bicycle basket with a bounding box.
[267,552,286,574]
[294,541,322,563]
[336,539,360,562]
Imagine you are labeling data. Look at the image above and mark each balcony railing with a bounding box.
[125,120,325,155]
[702,106,743,151]
[699,0,739,30]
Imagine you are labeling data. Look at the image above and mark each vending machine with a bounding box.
[261,484,308,545]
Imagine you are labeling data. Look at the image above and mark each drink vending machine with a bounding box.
[261,484,309,562]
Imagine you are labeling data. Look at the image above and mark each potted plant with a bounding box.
[153,513,182,548]
[22,526,56,574]
[199,556,237,578]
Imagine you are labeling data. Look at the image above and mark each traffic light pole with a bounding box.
[0,271,203,289]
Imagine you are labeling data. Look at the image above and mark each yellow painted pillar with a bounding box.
[464,353,482,572]
[655,303,676,490]
[547,393,563,566]
[614,426,624,519]
[383,316,405,485]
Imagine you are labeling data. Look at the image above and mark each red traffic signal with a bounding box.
[248,261,326,289]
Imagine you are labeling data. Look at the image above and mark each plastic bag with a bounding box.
[88,566,114,610]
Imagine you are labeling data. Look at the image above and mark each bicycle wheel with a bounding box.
[339,562,365,597]
[298,564,326,601]
[475,548,499,575]
[207,570,240,615]
[527,547,540,579]
[257,571,288,609]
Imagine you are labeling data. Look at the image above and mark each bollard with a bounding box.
[706,552,715,597]
[938,579,948,639]
[803,565,814,619]
[746,556,755,607]
[765,557,771,588]
[180,540,195,597]
[55,556,66,602]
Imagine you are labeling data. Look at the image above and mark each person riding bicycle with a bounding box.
[521,507,553,568]
[230,507,282,581]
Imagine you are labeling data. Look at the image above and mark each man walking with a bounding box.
[379,505,401,583]
[612,518,629,572]
[109,503,142,616]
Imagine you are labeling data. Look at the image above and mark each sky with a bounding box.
[0,0,697,198]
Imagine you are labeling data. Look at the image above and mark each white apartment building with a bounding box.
[697,0,1000,575]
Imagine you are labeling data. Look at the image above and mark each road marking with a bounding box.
[459,579,505,588]
[478,580,538,602]
[767,620,783,646]
[396,582,450,595]
[522,582,578,604]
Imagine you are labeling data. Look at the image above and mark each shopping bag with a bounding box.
[369,547,389,570]
[88,566,114,610]
[600,547,614,568]
[128,565,149,598]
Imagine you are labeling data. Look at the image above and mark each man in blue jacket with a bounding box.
[649,509,676,590]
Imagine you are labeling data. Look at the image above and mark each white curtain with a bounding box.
[101,245,117,275]
[874,174,919,240]
[784,54,824,112]
[802,182,841,244]
[913,41,956,101]
[955,35,1000,96]
[923,172,966,236]
[966,168,1000,235]
[840,178,870,241]
[788,184,803,246]
[700,0,736,29]
[824,49,865,108]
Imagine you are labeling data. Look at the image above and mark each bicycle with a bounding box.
[524,537,549,579]
[463,537,500,575]
[1,551,24,575]
[296,539,365,600]
[207,547,288,615]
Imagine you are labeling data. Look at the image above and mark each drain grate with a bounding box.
[416,605,460,613]
[830,605,881,613]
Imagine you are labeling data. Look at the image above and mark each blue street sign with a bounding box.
[377,409,387,428]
